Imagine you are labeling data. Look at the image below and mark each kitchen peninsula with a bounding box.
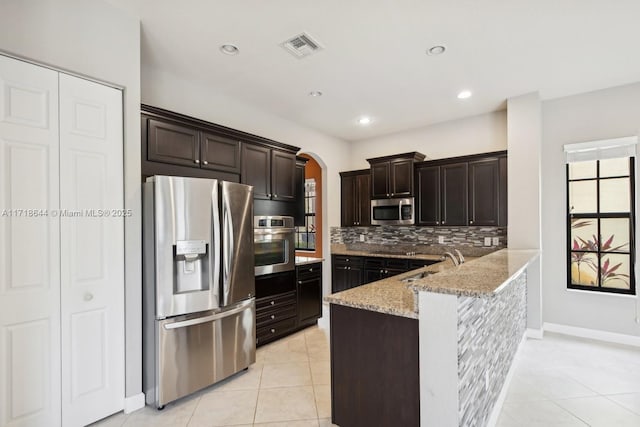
[326,248,539,427]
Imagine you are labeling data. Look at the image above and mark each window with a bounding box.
[296,178,316,251]
[566,147,636,295]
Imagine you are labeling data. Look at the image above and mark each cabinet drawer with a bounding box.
[257,303,297,327]
[256,291,296,311]
[333,255,363,267]
[297,263,322,280]
[364,258,384,269]
[257,317,297,345]
[385,259,409,270]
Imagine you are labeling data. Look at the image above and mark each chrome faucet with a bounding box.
[443,251,459,266]
[454,249,465,264]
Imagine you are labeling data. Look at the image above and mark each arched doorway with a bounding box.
[295,153,323,258]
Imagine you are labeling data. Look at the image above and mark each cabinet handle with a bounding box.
[347,266,351,270]
[84,292,94,302]
[385,270,389,274]
[270,301,275,305]
[271,315,275,320]
[386,193,390,197]
[346,258,350,262]
[309,268,313,272]
[273,194,278,198]
[194,159,200,164]
[270,328,275,333]
[379,269,384,273]
[442,221,446,225]
[298,281,302,284]
[203,160,208,165]
[470,220,473,224]
[391,193,394,196]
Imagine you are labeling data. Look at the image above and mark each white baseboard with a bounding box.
[486,333,528,427]
[124,393,145,414]
[543,322,640,347]
[526,328,544,340]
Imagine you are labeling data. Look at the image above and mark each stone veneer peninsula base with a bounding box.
[330,304,420,427]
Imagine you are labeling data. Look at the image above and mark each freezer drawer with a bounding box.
[153,299,256,407]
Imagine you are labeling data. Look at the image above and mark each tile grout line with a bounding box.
[252,350,266,425]
[304,332,321,423]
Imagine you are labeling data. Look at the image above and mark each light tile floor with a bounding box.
[498,332,640,427]
[93,324,335,427]
[94,322,640,427]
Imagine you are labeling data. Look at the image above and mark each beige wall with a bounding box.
[541,82,640,337]
[348,110,507,169]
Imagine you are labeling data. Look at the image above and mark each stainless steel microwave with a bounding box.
[371,198,415,225]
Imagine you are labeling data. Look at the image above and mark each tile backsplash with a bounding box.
[330,225,507,254]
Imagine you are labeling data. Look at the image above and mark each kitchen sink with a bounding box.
[400,271,436,283]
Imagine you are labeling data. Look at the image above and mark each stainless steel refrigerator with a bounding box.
[143,176,255,408]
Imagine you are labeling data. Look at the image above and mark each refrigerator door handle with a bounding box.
[163,300,252,330]
[211,183,221,304]
[222,199,234,302]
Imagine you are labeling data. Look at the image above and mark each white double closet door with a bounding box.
[0,55,125,426]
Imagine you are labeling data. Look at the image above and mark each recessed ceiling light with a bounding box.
[427,45,446,56]
[358,116,372,125]
[220,44,239,55]
[309,91,323,97]
[457,90,472,99]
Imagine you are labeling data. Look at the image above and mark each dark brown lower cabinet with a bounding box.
[296,263,323,327]
[330,304,419,427]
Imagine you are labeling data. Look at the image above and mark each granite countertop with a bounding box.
[331,246,445,262]
[325,248,539,319]
[295,256,324,266]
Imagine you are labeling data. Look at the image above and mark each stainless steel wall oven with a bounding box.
[254,216,295,276]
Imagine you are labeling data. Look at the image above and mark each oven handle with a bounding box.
[163,300,253,330]
[254,229,295,236]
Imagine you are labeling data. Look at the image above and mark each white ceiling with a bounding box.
[107,0,640,141]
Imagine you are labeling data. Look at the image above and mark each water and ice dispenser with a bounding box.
[173,240,210,293]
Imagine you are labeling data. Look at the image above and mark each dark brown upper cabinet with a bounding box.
[147,119,200,167]
[271,150,296,201]
[415,151,507,227]
[141,105,299,185]
[415,165,441,225]
[241,144,296,201]
[200,132,241,173]
[241,144,271,199]
[441,163,468,226]
[468,158,499,226]
[367,152,425,199]
[340,170,371,227]
[294,156,308,226]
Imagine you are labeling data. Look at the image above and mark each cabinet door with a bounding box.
[298,276,322,325]
[59,74,124,426]
[0,55,62,427]
[294,161,306,226]
[441,163,468,226]
[346,265,364,290]
[147,118,200,167]
[363,268,384,284]
[271,150,296,201]
[499,156,508,226]
[356,173,372,226]
[390,159,413,197]
[340,176,356,226]
[371,163,390,198]
[332,264,350,293]
[416,166,441,225]
[200,132,240,173]
[469,158,499,226]
[241,143,271,199]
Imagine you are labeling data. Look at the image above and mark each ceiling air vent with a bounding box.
[281,32,323,58]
